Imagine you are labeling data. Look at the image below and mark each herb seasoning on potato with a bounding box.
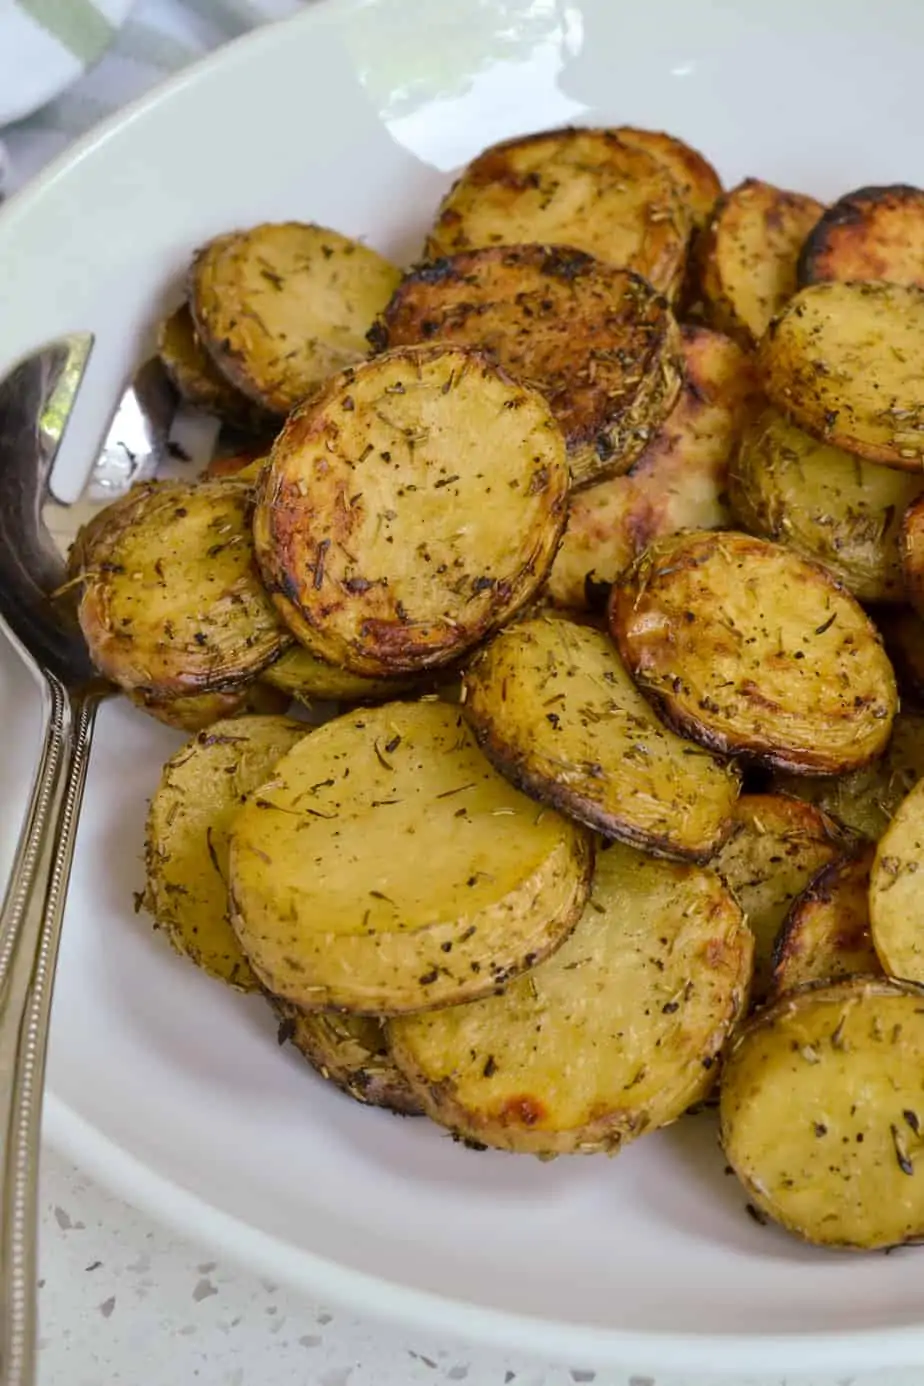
[610,530,898,773]
[770,845,881,999]
[798,183,924,290]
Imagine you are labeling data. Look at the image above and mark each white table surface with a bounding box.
[5,3,924,1383]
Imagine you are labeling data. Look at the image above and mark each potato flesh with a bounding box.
[190,223,401,416]
[128,682,288,732]
[462,615,740,861]
[613,126,722,228]
[772,709,924,842]
[547,326,758,608]
[901,494,924,620]
[731,407,922,603]
[228,700,593,1013]
[771,846,881,998]
[610,531,898,773]
[371,246,683,489]
[425,128,691,298]
[262,645,412,705]
[870,775,924,984]
[798,184,924,290]
[697,179,823,346]
[143,715,306,989]
[758,281,924,469]
[157,303,269,431]
[712,794,841,1004]
[78,480,290,696]
[253,345,569,676]
[389,840,751,1156]
[720,979,924,1248]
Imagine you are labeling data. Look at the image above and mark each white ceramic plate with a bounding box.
[3,0,924,1372]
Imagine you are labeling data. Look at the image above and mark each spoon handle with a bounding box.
[0,678,97,1386]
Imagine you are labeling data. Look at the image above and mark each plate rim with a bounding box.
[10,0,924,1370]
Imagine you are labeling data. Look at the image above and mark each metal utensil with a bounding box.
[0,339,176,1386]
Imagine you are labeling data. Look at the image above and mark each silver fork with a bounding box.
[0,338,175,1386]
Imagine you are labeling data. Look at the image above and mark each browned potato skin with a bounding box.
[271,999,423,1116]
[547,326,759,609]
[202,451,265,481]
[712,793,843,1005]
[425,127,691,299]
[157,304,273,433]
[128,682,289,731]
[878,606,924,705]
[798,184,924,290]
[254,345,569,677]
[770,845,881,999]
[696,178,824,346]
[369,245,684,489]
[609,531,898,774]
[900,495,924,620]
[613,127,722,228]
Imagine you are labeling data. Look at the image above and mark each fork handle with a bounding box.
[0,677,97,1386]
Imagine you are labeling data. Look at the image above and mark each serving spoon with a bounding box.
[0,337,175,1386]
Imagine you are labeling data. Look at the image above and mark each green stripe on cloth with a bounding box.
[15,0,115,65]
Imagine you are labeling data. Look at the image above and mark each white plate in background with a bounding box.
[2,0,924,1373]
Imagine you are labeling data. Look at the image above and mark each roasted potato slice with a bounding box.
[878,606,924,706]
[78,480,290,696]
[128,682,288,731]
[157,304,272,433]
[758,281,924,469]
[770,845,881,998]
[262,645,412,706]
[870,775,924,984]
[369,246,683,489]
[253,344,569,676]
[720,977,924,1249]
[613,127,722,228]
[696,178,824,346]
[730,406,923,604]
[143,714,306,989]
[798,184,924,290]
[462,615,740,862]
[66,480,163,582]
[190,223,401,417]
[712,794,842,1004]
[901,494,924,619]
[228,700,593,1014]
[610,531,897,773]
[388,840,751,1156]
[424,128,691,299]
[202,451,267,482]
[547,326,759,609]
[272,999,422,1116]
[771,708,924,842]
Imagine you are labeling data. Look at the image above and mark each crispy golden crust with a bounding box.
[901,495,924,618]
[711,794,843,1004]
[870,775,924,984]
[720,977,924,1249]
[271,998,423,1115]
[695,178,823,346]
[253,345,569,676]
[143,715,306,989]
[462,615,740,862]
[770,708,924,842]
[424,127,692,299]
[369,245,683,489]
[202,451,267,481]
[770,845,881,999]
[797,184,924,290]
[758,281,924,469]
[878,606,924,705]
[613,126,722,228]
[189,223,401,417]
[609,531,897,773]
[78,480,291,697]
[262,644,414,706]
[157,304,273,433]
[730,406,923,604]
[228,701,593,1014]
[389,840,751,1156]
[128,682,288,731]
[547,326,759,609]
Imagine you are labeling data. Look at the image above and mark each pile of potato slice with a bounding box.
[68,124,924,1253]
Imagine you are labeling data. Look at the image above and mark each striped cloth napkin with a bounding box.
[1,0,308,196]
